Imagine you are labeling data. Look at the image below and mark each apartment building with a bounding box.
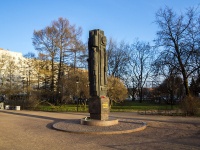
[0,48,37,93]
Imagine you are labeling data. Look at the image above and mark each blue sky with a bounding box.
[0,0,199,55]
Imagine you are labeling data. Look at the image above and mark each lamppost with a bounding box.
[22,79,27,110]
[84,83,89,107]
[76,76,79,112]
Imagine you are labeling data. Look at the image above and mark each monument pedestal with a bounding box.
[80,96,118,126]
[89,96,109,120]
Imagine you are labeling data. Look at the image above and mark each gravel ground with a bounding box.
[0,110,200,150]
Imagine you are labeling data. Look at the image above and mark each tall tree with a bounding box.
[33,25,58,92]
[155,6,200,96]
[52,18,83,103]
[128,40,153,102]
[33,17,84,104]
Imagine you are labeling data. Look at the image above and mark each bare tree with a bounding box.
[33,25,58,93]
[128,40,153,102]
[33,17,84,104]
[154,6,200,96]
[107,38,129,78]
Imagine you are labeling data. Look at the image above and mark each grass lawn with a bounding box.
[111,100,179,112]
[33,100,179,113]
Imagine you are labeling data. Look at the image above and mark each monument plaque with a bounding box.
[88,29,109,120]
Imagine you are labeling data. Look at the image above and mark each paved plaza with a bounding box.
[0,110,200,150]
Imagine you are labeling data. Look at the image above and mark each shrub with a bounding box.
[180,96,200,116]
[25,94,39,109]
[107,76,128,103]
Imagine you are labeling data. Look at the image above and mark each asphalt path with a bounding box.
[0,110,200,150]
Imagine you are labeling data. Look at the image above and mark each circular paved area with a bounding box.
[0,110,200,150]
[53,118,146,134]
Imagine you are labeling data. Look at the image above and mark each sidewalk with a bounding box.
[0,110,200,150]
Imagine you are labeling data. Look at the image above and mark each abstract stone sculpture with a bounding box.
[88,29,109,120]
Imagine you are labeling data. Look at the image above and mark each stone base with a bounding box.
[89,96,110,120]
[80,117,118,126]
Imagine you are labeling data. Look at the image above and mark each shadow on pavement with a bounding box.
[0,110,81,130]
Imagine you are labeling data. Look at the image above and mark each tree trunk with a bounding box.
[51,57,55,92]
[183,73,190,96]
[139,88,143,103]
[174,43,190,96]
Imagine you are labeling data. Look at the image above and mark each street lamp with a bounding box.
[76,76,79,112]
[21,79,27,110]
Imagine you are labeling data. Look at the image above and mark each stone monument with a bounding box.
[53,29,146,131]
[80,29,118,126]
[87,29,109,120]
